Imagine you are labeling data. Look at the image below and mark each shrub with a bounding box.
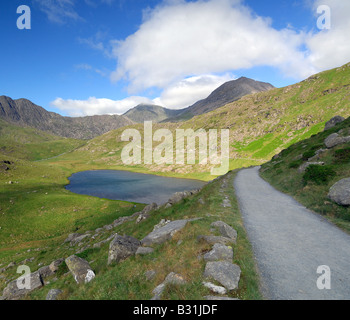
[303,165,336,185]
[289,160,303,169]
[334,147,350,164]
[302,150,315,161]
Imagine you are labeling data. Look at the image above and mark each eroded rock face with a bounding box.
[328,178,350,206]
[324,116,345,131]
[65,255,95,284]
[108,235,141,265]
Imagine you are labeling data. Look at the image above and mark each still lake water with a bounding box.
[65,170,206,205]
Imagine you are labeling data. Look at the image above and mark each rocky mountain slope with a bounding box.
[0,96,134,140]
[55,63,350,180]
[123,104,182,123]
[167,77,274,121]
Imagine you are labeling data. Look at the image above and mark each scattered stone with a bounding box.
[198,198,205,205]
[2,271,43,300]
[211,221,237,243]
[197,235,234,246]
[204,261,241,291]
[141,220,189,246]
[108,235,141,265]
[324,116,345,131]
[221,198,232,208]
[328,178,350,206]
[46,289,62,300]
[203,243,233,262]
[151,272,186,300]
[202,282,227,295]
[38,265,55,282]
[136,247,154,255]
[164,203,172,209]
[65,255,95,284]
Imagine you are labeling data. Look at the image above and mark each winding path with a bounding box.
[234,166,350,300]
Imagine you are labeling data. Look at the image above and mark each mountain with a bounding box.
[57,62,350,180]
[167,77,274,121]
[0,96,134,140]
[123,104,182,123]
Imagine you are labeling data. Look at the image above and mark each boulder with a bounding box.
[211,221,237,242]
[328,178,350,206]
[108,235,141,265]
[324,116,345,131]
[204,261,241,291]
[2,271,43,300]
[46,289,62,300]
[203,243,233,262]
[324,133,350,149]
[65,255,95,284]
[145,270,157,281]
[141,220,189,246]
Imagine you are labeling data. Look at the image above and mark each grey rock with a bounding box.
[38,265,55,281]
[65,255,95,284]
[151,283,166,300]
[204,261,241,291]
[324,116,345,131]
[141,220,189,246]
[211,221,237,242]
[203,243,233,262]
[2,271,43,300]
[108,235,141,265]
[46,289,62,300]
[324,133,350,149]
[151,272,186,300]
[136,247,154,255]
[328,178,350,206]
[202,282,227,295]
[197,235,234,246]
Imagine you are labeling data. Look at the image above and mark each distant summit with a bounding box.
[167,77,274,121]
[0,96,134,140]
[123,104,182,123]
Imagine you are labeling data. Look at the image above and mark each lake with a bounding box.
[65,170,206,205]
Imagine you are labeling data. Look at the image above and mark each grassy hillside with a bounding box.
[0,119,85,161]
[49,63,350,181]
[261,117,350,232]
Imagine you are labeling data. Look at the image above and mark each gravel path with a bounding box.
[234,166,350,300]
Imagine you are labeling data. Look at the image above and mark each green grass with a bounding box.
[25,170,261,300]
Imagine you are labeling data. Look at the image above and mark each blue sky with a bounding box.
[0,0,349,116]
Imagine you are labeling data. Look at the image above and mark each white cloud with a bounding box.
[51,96,155,117]
[154,74,235,109]
[305,0,350,71]
[34,0,82,24]
[110,0,315,92]
[109,0,350,93]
